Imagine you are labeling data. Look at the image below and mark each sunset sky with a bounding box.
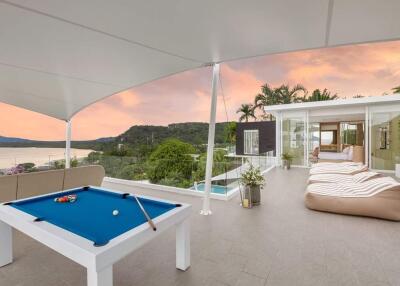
[1,40,400,141]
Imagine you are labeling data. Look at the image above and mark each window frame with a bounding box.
[244,129,259,155]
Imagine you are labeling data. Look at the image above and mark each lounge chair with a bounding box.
[311,161,361,168]
[305,177,400,221]
[308,171,380,184]
[309,163,368,175]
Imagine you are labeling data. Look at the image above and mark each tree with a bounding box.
[193,149,232,182]
[236,104,256,122]
[393,86,400,94]
[303,89,338,102]
[146,139,195,187]
[254,84,281,108]
[53,157,78,169]
[86,151,102,164]
[254,83,307,120]
[225,122,237,143]
[19,162,37,173]
[117,164,147,180]
[254,83,281,120]
[277,84,307,104]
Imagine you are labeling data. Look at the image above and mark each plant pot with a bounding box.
[244,185,261,206]
[282,159,291,170]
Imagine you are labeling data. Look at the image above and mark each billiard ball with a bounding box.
[112,210,119,216]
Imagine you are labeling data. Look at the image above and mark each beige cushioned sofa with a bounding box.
[0,165,105,202]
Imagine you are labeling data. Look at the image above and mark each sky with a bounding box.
[1,40,400,141]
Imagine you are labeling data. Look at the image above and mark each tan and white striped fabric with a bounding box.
[311,161,359,168]
[309,163,367,175]
[308,171,380,184]
[306,177,399,198]
[305,176,400,221]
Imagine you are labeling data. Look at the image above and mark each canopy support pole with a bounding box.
[201,63,219,216]
[65,120,72,169]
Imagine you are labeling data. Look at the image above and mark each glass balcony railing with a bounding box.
[0,150,275,197]
[79,151,275,196]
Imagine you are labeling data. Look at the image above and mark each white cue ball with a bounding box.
[112,210,119,216]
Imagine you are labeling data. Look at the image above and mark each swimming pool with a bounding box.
[190,183,231,195]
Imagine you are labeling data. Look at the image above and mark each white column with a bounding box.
[87,266,113,286]
[275,112,281,166]
[365,106,369,167]
[65,120,72,169]
[305,111,309,167]
[201,63,219,215]
[176,218,190,270]
[0,221,12,267]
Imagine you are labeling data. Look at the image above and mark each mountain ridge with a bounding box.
[0,122,232,148]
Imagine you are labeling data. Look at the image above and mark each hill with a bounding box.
[0,122,232,150]
[0,136,111,150]
[117,122,230,147]
[0,136,34,143]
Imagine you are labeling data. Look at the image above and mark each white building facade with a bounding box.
[265,95,400,172]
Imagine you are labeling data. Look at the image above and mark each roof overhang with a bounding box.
[1,0,400,120]
[264,94,400,115]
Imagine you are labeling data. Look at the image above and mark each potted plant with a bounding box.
[239,165,265,206]
[281,152,294,170]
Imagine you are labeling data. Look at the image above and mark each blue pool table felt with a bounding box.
[9,187,178,246]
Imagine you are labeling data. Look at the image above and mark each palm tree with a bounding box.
[253,83,306,120]
[392,86,400,94]
[304,89,338,102]
[276,84,307,104]
[254,84,280,120]
[254,84,280,108]
[237,104,256,122]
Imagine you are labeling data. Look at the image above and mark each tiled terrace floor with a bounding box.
[1,167,400,286]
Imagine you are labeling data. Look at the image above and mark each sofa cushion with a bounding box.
[63,165,105,190]
[17,169,64,199]
[0,175,17,202]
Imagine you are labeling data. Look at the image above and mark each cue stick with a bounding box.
[132,194,157,231]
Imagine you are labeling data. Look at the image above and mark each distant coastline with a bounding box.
[0,147,93,170]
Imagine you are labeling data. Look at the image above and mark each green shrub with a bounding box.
[117,164,147,180]
[147,139,195,184]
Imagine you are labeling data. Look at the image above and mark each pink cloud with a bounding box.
[1,40,400,140]
[0,103,64,140]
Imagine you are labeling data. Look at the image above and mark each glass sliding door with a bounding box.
[309,122,320,155]
[371,109,400,171]
[340,122,364,148]
[282,113,306,166]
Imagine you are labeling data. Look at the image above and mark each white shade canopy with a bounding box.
[1,0,400,120]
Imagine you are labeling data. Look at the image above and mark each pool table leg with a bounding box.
[176,218,190,271]
[0,221,12,267]
[87,265,113,286]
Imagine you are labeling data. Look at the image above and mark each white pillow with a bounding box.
[342,147,350,154]
[347,146,354,160]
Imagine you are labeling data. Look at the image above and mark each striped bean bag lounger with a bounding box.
[308,171,380,184]
[311,161,360,168]
[309,163,368,175]
[305,177,400,221]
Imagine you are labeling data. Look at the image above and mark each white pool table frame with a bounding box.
[0,186,191,286]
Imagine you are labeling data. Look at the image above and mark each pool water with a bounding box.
[190,183,230,195]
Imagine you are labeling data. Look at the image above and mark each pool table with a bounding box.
[0,186,191,286]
